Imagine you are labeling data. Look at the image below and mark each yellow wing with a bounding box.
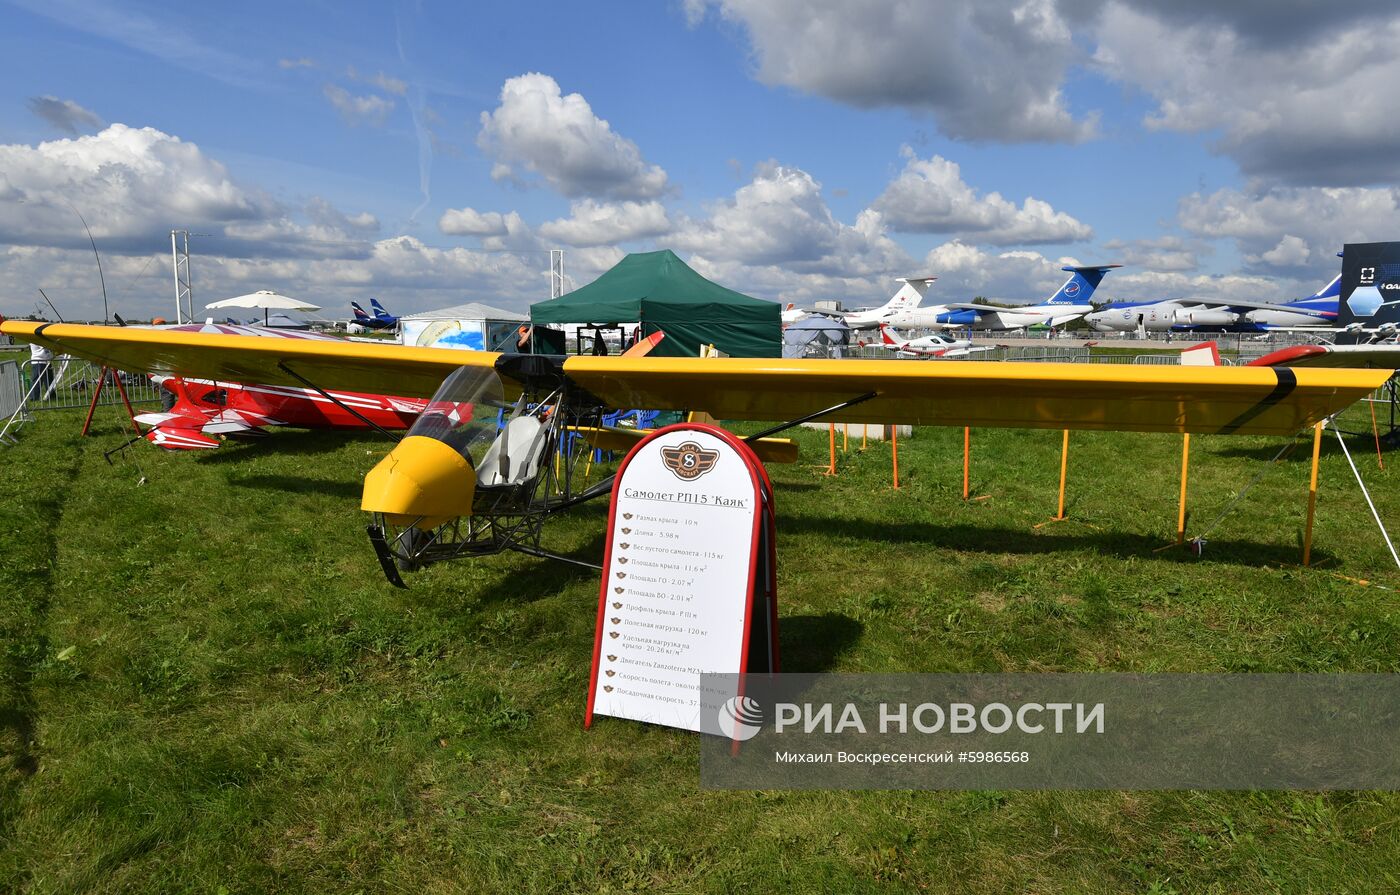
[559,355,1388,436]
[4,320,1388,436]
[3,321,491,398]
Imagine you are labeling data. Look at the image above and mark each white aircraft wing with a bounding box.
[1191,298,1334,318]
[941,302,1012,313]
[948,345,999,356]
[942,302,1081,316]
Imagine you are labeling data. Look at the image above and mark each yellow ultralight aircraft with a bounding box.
[4,319,1389,585]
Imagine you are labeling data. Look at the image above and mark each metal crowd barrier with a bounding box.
[0,360,24,420]
[18,356,163,411]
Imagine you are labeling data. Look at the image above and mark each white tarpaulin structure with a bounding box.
[782,314,850,358]
[206,291,321,326]
[400,302,528,352]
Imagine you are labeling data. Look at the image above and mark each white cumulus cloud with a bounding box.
[872,148,1092,244]
[323,84,395,126]
[673,162,906,275]
[1099,235,1200,272]
[920,241,1091,304]
[477,73,669,199]
[538,200,671,247]
[439,206,511,237]
[1177,184,1400,272]
[690,0,1095,143]
[0,124,272,252]
[1092,3,1400,185]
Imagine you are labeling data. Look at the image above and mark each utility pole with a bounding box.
[550,249,565,299]
[171,230,194,324]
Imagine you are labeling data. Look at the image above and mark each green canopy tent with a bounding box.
[529,249,781,358]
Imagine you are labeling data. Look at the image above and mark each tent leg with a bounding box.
[1303,421,1323,566]
[1177,433,1190,544]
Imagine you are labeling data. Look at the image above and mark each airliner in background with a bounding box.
[351,299,399,330]
[836,277,938,329]
[883,265,1121,331]
[1084,273,1340,334]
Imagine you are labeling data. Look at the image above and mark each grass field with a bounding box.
[3,399,1400,893]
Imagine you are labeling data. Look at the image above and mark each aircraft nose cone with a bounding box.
[361,435,476,528]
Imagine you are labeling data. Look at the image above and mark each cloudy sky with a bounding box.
[2,0,1399,322]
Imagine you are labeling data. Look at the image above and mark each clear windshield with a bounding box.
[406,365,508,465]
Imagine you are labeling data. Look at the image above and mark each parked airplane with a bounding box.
[1084,273,1340,334]
[5,317,1385,583]
[875,324,994,358]
[351,299,399,330]
[838,277,937,329]
[133,324,431,449]
[884,266,1120,331]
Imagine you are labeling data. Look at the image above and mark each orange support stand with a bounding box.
[80,371,107,436]
[824,424,837,476]
[962,427,971,500]
[842,423,848,453]
[83,368,144,439]
[1054,429,1070,520]
[1303,421,1324,566]
[1176,433,1191,544]
[891,425,900,490]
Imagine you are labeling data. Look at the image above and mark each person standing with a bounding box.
[26,341,53,401]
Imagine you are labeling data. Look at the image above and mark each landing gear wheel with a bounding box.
[395,526,435,572]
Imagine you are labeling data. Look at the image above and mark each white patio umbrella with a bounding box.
[205,290,321,326]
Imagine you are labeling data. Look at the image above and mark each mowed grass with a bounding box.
[4,400,1400,894]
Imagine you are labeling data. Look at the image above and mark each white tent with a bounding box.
[206,290,321,326]
[400,302,528,351]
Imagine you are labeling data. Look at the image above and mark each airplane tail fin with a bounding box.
[1311,273,1342,300]
[896,276,937,296]
[352,302,370,320]
[1046,265,1121,305]
[370,298,391,318]
[878,323,904,346]
[883,276,937,311]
